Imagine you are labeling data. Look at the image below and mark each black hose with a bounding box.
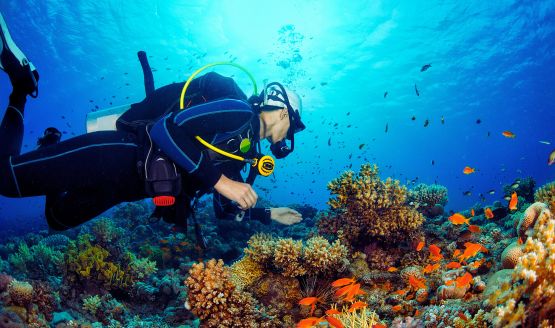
[137,51,155,96]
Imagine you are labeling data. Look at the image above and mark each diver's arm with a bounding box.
[149,101,254,192]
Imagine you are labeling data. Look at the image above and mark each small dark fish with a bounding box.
[431,160,435,165]
[348,153,353,159]
[415,84,420,96]
[420,64,432,72]
[385,123,388,133]
[89,100,94,103]
[476,119,481,124]
[346,112,350,116]
[411,116,416,121]
[463,191,472,196]
[311,86,316,90]
[480,193,486,202]
[384,91,388,98]
[320,82,328,86]
[488,189,495,195]
[423,119,429,127]
[487,131,491,137]
[328,137,331,146]
[441,116,444,124]
[359,144,365,150]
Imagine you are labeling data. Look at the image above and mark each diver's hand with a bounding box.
[270,207,303,225]
[214,174,258,210]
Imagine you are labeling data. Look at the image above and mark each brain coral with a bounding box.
[185,259,277,328]
[490,203,555,327]
[318,164,425,248]
[534,180,555,211]
[516,202,549,240]
[500,241,524,269]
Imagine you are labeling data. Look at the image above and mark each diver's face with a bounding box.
[268,108,290,144]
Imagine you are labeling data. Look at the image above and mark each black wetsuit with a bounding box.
[0,72,271,230]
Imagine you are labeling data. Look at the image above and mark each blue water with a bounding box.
[1,0,554,231]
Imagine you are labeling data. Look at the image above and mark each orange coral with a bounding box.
[185,259,277,328]
[318,164,424,248]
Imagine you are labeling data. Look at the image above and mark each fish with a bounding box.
[484,208,494,219]
[423,119,429,127]
[373,324,387,328]
[458,312,469,321]
[487,131,491,137]
[421,64,432,72]
[409,275,427,290]
[453,249,461,258]
[431,160,435,165]
[469,258,485,269]
[476,119,481,124]
[518,237,523,245]
[299,297,320,316]
[159,239,169,244]
[446,262,462,269]
[488,189,495,195]
[331,278,356,287]
[445,280,455,286]
[449,213,470,225]
[325,309,341,315]
[429,244,441,256]
[463,166,475,174]
[415,84,420,96]
[384,91,388,98]
[462,191,472,196]
[549,150,555,165]
[411,116,416,121]
[392,305,402,312]
[385,123,388,133]
[509,192,518,211]
[441,116,445,124]
[296,317,325,328]
[455,272,473,288]
[471,209,475,216]
[325,316,344,328]
[539,140,551,145]
[394,289,407,295]
[468,225,481,233]
[387,267,398,272]
[459,242,484,262]
[348,301,368,312]
[416,241,425,251]
[502,130,516,138]
[511,182,519,189]
[328,137,331,146]
[359,144,365,150]
[423,263,440,274]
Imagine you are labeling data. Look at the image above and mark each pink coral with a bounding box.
[0,273,14,292]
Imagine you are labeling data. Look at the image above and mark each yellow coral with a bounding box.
[319,164,425,247]
[491,203,555,327]
[273,238,306,277]
[230,256,264,290]
[244,233,276,264]
[303,236,349,275]
[534,181,555,212]
[7,280,33,306]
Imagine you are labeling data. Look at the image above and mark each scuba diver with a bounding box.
[0,13,304,240]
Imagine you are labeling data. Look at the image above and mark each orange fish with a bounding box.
[509,192,518,211]
[471,209,475,217]
[348,301,368,312]
[160,247,171,252]
[416,241,425,251]
[179,241,189,246]
[387,267,398,272]
[394,289,407,295]
[159,239,169,244]
[331,278,355,288]
[455,272,473,288]
[463,166,476,174]
[484,208,494,219]
[296,317,325,328]
[415,310,421,316]
[518,237,523,245]
[459,242,484,262]
[325,316,344,328]
[299,297,320,316]
[469,258,485,269]
[449,213,470,225]
[446,261,462,269]
[325,309,341,316]
[409,276,426,290]
[429,244,443,262]
[453,249,461,258]
[344,283,365,301]
[372,324,387,328]
[502,130,516,138]
[445,280,455,286]
[392,305,402,312]
[468,225,481,233]
[423,263,440,274]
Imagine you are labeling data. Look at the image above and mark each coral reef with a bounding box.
[185,259,277,327]
[500,241,523,269]
[82,295,101,315]
[407,183,449,217]
[318,164,425,248]
[534,180,555,211]
[489,203,555,327]
[229,255,264,290]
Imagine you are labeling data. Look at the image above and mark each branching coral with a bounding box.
[490,202,555,327]
[408,183,448,217]
[534,180,555,211]
[185,259,278,327]
[230,255,265,290]
[318,164,425,248]
[82,295,102,315]
[243,234,349,278]
[7,242,63,279]
[7,279,33,306]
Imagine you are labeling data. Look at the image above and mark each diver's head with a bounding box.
[253,82,305,159]
[36,127,61,149]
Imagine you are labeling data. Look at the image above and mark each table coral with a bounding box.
[318,164,424,248]
[490,203,555,327]
[185,259,278,327]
